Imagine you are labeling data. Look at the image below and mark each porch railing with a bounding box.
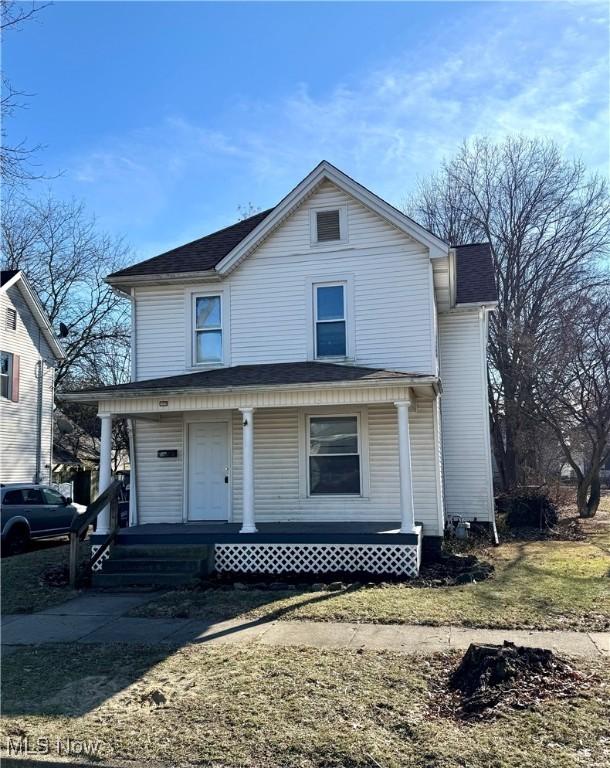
[69,478,122,588]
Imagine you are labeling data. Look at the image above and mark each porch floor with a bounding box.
[113,521,421,546]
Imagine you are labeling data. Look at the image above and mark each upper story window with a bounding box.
[194,295,223,364]
[1,351,13,399]
[315,283,346,358]
[6,308,17,332]
[310,205,347,246]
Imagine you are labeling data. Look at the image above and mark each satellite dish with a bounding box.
[58,322,69,338]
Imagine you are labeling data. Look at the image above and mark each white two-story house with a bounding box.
[65,162,497,579]
[1,270,65,484]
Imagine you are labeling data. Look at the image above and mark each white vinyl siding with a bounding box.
[439,310,494,522]
[0,284,55,483]
[134,403,443,536]
[132,181,435,380]
[134,414,185,523]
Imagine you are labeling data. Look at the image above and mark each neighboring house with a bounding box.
[0,270,65,484]
[64,162,498,578]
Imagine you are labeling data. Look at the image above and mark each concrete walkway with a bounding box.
[2,593,608,657]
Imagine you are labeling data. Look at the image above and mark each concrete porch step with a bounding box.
[102,558,203,574]
[92,571,200,588]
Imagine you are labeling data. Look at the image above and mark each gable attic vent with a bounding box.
[6,307,17,331]
[316,209,341,242]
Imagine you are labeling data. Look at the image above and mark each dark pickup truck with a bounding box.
[1,483,81,554]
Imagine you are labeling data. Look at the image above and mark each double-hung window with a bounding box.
[194,295,223,364]
[315,283,346,358]
[308,415,361,495]
[1,351,13,400]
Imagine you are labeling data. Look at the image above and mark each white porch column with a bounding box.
[395,399,416,534]
[97,412,113,535]
[239,407,257,533]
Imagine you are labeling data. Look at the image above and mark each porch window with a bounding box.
[194,295,222,364]
[315,283,346,358]
[308,415,361,495]
[1,351,13,399]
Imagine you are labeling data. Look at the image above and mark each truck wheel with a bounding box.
[3,525,30,556]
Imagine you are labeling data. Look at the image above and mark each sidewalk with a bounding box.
[2,593,608,657]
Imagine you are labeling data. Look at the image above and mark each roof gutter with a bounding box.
[454,301,499,310]
[59,374,440,403]
[106,269,220,288]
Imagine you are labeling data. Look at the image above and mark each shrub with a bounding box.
[499,489,559,529]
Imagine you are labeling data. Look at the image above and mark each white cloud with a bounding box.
[63,1,608,248]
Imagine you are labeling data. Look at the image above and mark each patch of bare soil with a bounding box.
[412,552,494,587]
[39,557,91,588]
[429,642,598,722]
[39,563,70,587]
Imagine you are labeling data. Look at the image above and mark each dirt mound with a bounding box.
[39,563,69,587]
[416,552,494,587]
[432,642,596,721]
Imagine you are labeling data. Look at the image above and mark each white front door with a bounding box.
[187,421,229,521]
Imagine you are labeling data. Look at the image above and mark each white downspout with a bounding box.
[35,359,43,483]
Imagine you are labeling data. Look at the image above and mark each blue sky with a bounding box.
[4,1,609,262]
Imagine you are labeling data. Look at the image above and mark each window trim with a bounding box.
[306,275,355,361]
[298,406,370,499]
[0,350,13,400]
[185,287,231,369]
[309,205,348,247]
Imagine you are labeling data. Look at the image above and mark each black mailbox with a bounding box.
[157,449,178,458]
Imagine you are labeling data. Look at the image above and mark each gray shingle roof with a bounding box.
[109,209,273,279]
[454,243,498,304]
[108,207,498,305]
[65,361,431,398]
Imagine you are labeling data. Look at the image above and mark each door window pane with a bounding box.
[196,330,222,363]
[42,488,64,505]
[21,489,44,504]
[2,490,23,505]
[316,285,344,320]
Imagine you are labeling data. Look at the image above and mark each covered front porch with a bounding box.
[64,362,443,578]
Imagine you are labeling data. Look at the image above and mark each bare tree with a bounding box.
[1,194,131,387]
[407,136,610,491]
[1,1,50,184]
[531,292,610,517]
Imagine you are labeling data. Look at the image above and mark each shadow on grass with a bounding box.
[1,584,362,719]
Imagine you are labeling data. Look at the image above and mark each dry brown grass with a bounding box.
[2,643,609,768]
[132,495,610,631]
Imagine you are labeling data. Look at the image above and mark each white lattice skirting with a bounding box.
[90,544,111,572]
[215,542,421,577]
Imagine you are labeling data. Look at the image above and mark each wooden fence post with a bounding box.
[69,532,79,588]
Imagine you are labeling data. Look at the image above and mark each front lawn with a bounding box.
[131,499,610,631]
[2,643,608,768]
[1,540,86,614]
